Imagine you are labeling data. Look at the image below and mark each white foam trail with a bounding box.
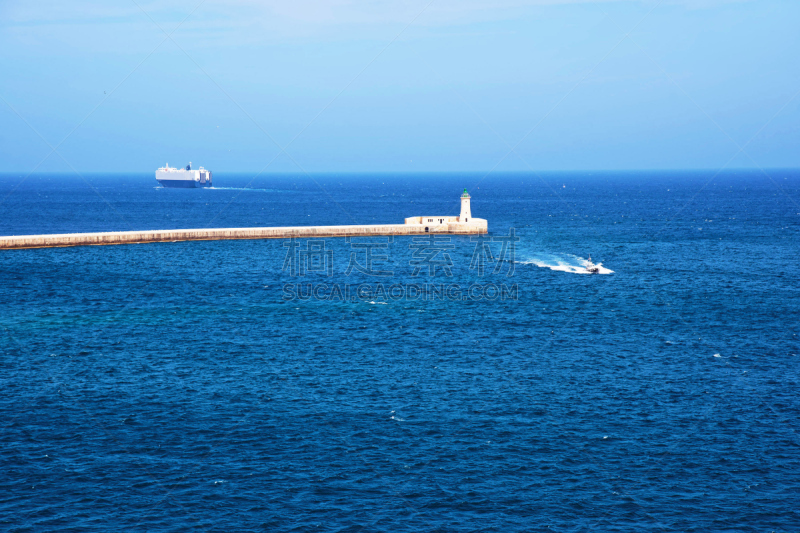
[515,253,613,275]
[154,186,275,192]
[207,187,277,192]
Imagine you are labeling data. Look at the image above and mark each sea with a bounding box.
[1,170,798,532]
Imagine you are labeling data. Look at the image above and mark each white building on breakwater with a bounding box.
[404,189,486,233]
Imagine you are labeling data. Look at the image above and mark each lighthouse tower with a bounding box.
[460,188,472,223]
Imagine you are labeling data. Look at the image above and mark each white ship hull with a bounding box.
[156,163,212,188]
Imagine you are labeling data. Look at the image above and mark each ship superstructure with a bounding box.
[155,162,212,188]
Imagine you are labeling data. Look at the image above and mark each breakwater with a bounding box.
[0,222,488,250]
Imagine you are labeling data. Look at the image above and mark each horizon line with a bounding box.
[1,167,798,176]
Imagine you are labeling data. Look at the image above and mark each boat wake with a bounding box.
[206,187,278,192]
[515,253,614,275]
[154,186,278,192]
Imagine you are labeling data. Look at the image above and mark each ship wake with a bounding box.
[207,187,278,193]
[515,253,614,275]
[153,186,279,192]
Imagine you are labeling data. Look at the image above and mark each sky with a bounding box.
[0,0,798,173]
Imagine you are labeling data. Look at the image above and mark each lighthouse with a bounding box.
[402,189,487,233]
[460,188,472,223]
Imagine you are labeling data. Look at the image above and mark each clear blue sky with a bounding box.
[1,0,798,173]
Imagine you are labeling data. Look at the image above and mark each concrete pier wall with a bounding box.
[0,221,488,250]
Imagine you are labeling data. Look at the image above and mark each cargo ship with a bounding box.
[155,163,212,188]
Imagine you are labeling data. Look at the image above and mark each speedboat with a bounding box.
[585,255,600,274]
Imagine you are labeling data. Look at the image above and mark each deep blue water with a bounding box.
[1,171,799,532]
